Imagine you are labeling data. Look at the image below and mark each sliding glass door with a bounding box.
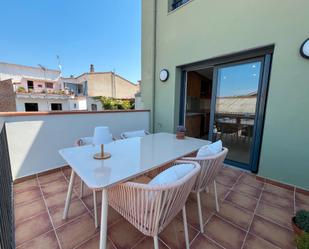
[209,56,271,171]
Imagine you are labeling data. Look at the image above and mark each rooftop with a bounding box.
[14,164,306,249]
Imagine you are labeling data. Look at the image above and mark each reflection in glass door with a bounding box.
[210,59,265,169]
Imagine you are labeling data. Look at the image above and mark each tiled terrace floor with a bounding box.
[14,165,309,249]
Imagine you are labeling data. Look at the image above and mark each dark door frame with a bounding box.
[179,46,273,173]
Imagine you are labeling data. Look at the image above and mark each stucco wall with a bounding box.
[15,98,70,112]
[3,111,150,179]
[141,0,309,189]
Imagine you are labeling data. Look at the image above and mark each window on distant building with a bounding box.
[38,84,42,88]
[169,0,191,11]
[27,81,34,90]
[73,103,77,109]
[91,104,97,111]
[51,103,62,111]
[45,82,53,89]
[77,84,83,94]
[25,103,38,111]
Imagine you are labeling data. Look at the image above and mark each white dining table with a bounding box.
[59,132,210,249]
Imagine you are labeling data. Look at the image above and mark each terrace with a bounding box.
[1,110,308,249]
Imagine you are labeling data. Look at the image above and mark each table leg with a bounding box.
[99,188,108,249]
[62,169,75,220]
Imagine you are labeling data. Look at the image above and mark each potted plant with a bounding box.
[176,125,186,139]
[292,210,309,236]
[296,232,309,249]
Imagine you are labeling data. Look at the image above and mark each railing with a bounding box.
[0,124,15,249]
[171,0,190,10]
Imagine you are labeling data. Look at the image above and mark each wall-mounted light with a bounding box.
[159,69,169,82]
[300,38,309,59]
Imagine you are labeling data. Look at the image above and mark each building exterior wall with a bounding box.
[15,97,70,112]
[141,0,309,188]
[85,72,140,99]
[0,79,16,112]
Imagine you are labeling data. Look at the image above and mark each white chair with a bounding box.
[120,129,149,139]
[73,126,114,228]
[108,161,201,249]
[182,147,228,233]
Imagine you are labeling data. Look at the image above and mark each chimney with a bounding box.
[90,64,94,73]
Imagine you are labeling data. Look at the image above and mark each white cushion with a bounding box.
[196,140,222,158]
[148,163,195,186]
[123,130,147,138]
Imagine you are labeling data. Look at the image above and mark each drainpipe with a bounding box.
[152,0,157,132]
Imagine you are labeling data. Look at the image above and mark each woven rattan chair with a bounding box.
[120,129,150,139]
[182,148,228,233]
[108,160,201,249]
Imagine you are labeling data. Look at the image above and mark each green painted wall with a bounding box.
[141,0,309,189]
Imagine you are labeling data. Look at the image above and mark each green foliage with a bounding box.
[296,233,309,249]
[17,86,26,93]
[296,210,309,232]
[96,97,133,110]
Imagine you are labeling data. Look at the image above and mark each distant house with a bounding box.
[0,62,140,112]
[63,64,140,99]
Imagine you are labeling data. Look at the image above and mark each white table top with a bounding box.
[59,133,210,189]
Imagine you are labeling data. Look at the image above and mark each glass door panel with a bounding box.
[212,60,262,165]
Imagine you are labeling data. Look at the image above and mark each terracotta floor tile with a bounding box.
[56,213,97,249]
[264,183,294,199]
[239,173,264,189]
[191,234,223,249]
[15,212,53,247]
[215,174,236,188]
[208,182,231,200]
[217,201,253,230]
[17,230,60,249]
[243,233,280,249]
[295,192,309,207]
[44,190,78,208]
[249,215,294,249]
[14,178,38,194]
[75,233,115,249]
[256,201,293,229]
[95,205,123,227]
[221,166,242,179]
[178,199,213,230]
[62,167,71,179]
[133,236,169,249]
[108,219,144,249]
[15,198,46,224]
[81,191,102,210]
[233,182,262,198]
[75,182,93,196]
[225,191,258,211]
[38,170,64,185]
[159,217,199,249]
[296,201,309,212]
[260,191,293,210]
[41,178,69,197]
[14,186,42,206]
[49,198,88,228]
[204,215,246,249]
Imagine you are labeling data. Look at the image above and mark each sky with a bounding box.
[217,62,261,97]
[0,0,141,83]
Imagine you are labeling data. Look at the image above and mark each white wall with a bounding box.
[15,98,70,111]
[3,111,150,179]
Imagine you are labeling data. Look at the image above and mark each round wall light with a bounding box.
[300,38,309,59]
[159,69,169,82]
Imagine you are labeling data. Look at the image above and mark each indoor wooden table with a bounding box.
[59,132,210,249]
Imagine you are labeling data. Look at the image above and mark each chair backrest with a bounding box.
[108,160,200,236]
[120,129,149,139]
[191,147,228,192]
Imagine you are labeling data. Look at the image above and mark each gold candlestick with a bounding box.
[93,144,111,160]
